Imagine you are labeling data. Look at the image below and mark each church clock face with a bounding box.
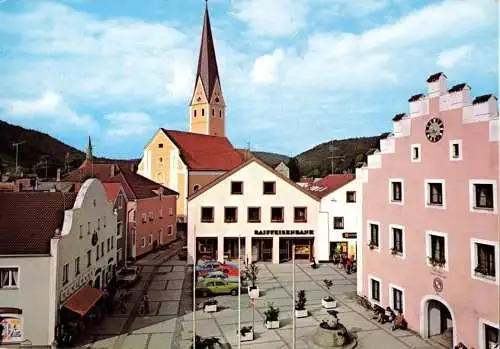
[425,117,444,143]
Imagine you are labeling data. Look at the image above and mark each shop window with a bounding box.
[263,181,276,195]
[224,207,238,223]
[271,207,284,222]
[346,191,356,203]
[294,207,307,222]
[333,216,344,229]
[201,207,214,223]
[231,181,243,194]
[247,207,261,223]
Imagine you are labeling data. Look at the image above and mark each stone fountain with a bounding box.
[308,311,357,349]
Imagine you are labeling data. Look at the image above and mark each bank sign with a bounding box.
[254,230,314,235]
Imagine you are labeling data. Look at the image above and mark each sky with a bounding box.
[0,0,498,159]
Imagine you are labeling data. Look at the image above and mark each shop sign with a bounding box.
[254,229,314,235]
[0,312,23,343]
[342,232,357,239]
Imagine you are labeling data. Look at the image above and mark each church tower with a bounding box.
[189,1,226,137]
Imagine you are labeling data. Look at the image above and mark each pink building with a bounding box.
[357,73,499,349]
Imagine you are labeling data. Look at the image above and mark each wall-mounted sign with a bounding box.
[254,230,314,236]
[433,277,443,293]
[342,232,357,239]
[0,308,23,343]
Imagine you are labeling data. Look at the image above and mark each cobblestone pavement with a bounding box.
[76,259,444,349]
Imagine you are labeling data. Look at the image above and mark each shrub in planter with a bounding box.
[190,335,222,349]
[390,247,399,255]
[203,298,218,313]
[368,241,377,250]
[245,262,260,297]
[237,326,254,342]
[321,279,337,309]
[264,303,280,329]
[428,256,446,267]
[295,290,308,318]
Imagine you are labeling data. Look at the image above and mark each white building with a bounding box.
[301,174,361,262]
[0,178,117,347]
[274,162,290,179]
[187,158,320,264]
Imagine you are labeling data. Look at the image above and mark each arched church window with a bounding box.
[197,97,201,102]
[215,97,220,103]
[194,110,197,117]
[212,109,214,116]
[219,110,222,117]
[202,108,205,116]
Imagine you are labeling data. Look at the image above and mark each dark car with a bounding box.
[116,266,142,288]
[177,246,188,260]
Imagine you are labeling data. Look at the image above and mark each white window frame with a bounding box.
[388,224,406,259]
[149,234,153,245]
[425,230,449,271]
[424,179,446,209]
[366,220,381,253]
[478,318,499,349]
[389,178,404,205]
[470,238,499,285]
[0,267,20,289]
[469,180,497,214]
[388,283,405,314]
[117,221,123,239]
[141,237,146,248]
[169,207,174,216]
[410,144,421,163]
[167,224,173,236]
[368,275,382,305]
[159,228,164,245]
[449,139,462,161]
[159,208,164,218]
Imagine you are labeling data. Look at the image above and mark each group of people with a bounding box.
[372,306,407,331]
[332,254,356,274]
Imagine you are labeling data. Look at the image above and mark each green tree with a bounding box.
[287,157,300,182]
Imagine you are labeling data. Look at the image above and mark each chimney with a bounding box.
[427,72,447,97]
[56,168,61,182]
[110,164,115,177]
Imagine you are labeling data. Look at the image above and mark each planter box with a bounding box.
[204,304,217,313]
[265,320,279,329]
[248,287,260,298]
[239,330,254,342]
[322,299,337,309]
[295,309,308,318]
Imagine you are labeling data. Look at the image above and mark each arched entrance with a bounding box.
[420,295,457,348]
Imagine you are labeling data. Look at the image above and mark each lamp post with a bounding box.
[292,243,296,349]
[192,224,197,348]
[238,232,241,349]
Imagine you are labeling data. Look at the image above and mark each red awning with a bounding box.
[63,287,102,317]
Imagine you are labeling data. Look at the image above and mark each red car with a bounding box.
[217,264,240,277]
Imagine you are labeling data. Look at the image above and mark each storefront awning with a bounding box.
[63,286,102,317]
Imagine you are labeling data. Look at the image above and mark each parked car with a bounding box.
[217,264,240,277]
[196,279,240,296]
[177,246,188,260]
[197,271,245,284]
[196,261,221,275]
[116,266,142,287]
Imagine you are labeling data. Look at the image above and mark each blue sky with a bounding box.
[0,0,497,158]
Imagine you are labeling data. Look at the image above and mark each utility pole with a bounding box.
[12,141,26,176]
[292,244,296,349]
[328,141,344,175]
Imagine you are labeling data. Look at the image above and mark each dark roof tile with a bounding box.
[426,72,446,83]
[392,113,406,122]
[408,93,424,102]
[448,83,468,93]
[472,94,496,105]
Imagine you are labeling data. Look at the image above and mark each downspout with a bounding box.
[126,206,135,267]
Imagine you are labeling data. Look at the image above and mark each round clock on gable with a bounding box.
[425,117,444,143]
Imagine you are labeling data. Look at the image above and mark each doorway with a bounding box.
[330,241,348,260]
[279,238,314,261]
[423,298,455,348]
[196,237,217,262]
[252,238,272,262]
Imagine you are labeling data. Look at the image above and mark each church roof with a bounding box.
[161,129,243,171]
[195,3,221,100]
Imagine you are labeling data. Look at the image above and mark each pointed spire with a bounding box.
[86,136,93,162]
[195,0,220,100]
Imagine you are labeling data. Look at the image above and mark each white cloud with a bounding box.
[251,49,285,83]
[105,112,157,137]
[436,45,474,69]
[5,91,98,129]
[315,0,392,17]
[231,0,308,37]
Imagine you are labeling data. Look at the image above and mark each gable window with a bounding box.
[201,207,214,223]
[87,250,91,267]
[449,140,462,161]
[224,207,238,223]
[247,207,261,223]
[167,225,173,235]
[158,143,164,148]
[390,180,403,203]
[231,181,243,194]
[271,207,284,222]
[193,184,200,193]
[390,226,404,256]
[75,257,80,276]
[62,264,69,285]
[411,144,421,162]
[427,182,444,206]
[0,268,19,288]
[473,241,496,281]
[369,223,379,248]
[474,183,494,210]
[263,181,276,195]
[426,232,447,268]
[346,191,356,203]
[333,216,344,229]
[294,207,307,222]
[391,287,403,313]
[370,278,380,302]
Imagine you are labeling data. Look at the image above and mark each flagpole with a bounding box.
[238,233,241,349]
[292,243,296,349]
[192,224,196,347]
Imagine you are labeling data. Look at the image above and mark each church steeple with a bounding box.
[189,0,226,137]
[86,136,93,162]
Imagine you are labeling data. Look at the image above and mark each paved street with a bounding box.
[76,255,443,349]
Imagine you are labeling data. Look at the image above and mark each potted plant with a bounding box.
[237,326,254,342]
[295,290,308,318]
[428,256,446,268]
[190,335,222,349]
[203,298,218,313]
[321,279,337,309]
[245,262,260,298]
[368,241,377,250]
[264,303,280,329]
[390,247,399,255]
